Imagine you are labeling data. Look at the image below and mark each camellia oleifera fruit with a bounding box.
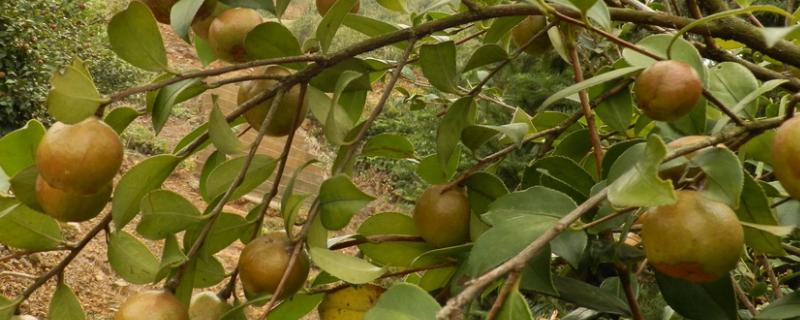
[413,184,471,248]
[208,7,262,62]
[316,0,360,16]
[641,191,744,283]
[660,135,710,183]
[238,232,310,298]
[191,4,227,40]
[237,66,309,137]
[318,284,385,320]
[772,116,800,199]
[115,290,189,320]
[188,292,231,320]
[36,175,111,222]
[141,0,218,25]
[36,117,123,194]
[634,60,703,121]
[511,16,551,56]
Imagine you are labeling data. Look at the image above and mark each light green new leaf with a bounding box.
[319,175,375,230]
[209,100,246,155]
[309,248,385,284]
[108,1,168,71]
[0,120,45,177]
[137,189,205,240]
[419,41,460,94]
[49,282,86,320]
[608,135,676,207]
[112,155,180,229]
[541,66,643,110]
[364,283,441,320]
[46,59,106,124]
[316,0,359,52]
[108,231,159,284]
[0,200,64,251]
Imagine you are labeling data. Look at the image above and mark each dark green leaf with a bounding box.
[319,175,375,230]
[9,166,42,211]
[497,290,534,320]
[245,22,304,69]
[108,231,159,284]
[465,172,509,215]
[209,101,246,155]
[48,282,86,320]
[108,1,168,71]
[184,212,249,255]
[112,155,180,229]
[655,271,737,320]
[419,41,460,93]
[549,276,631,315]
[316,0,359,52]
[520,246,557,296]
[416,150,460,185]
[267,294,324,320]
[758,291,800,319]
[463,44,508,72]
[152,78,207,134]
[693,148,743,208]
[204,154,277,201]
[542,67,643,110]
[282,160,318,235]
[437,97,475,169]
[362,134,416,159]
[137,189,204,240]
[0,200,64,251]
[736,173,785,255]
[342,15,405,49]
[484,16,525,44]
[468,215,556,276]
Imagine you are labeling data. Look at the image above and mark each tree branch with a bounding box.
[485,271,521,320]
[328,235,425,250]
[569,41,604,176]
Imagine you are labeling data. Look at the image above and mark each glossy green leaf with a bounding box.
[194,253,226,288]
[48,282,86,320]
[364,283,441,320]
[108,231,159,284]
[465,172,509,215]
[416,149,460,185]
[419,41,460,93]
[550,276,631,315]
[708,62,758,117]
[282,160,318,236]
[309,58,373,92]
[200,151,227,201]
[519,246,557,296]
[112,155,180,229]
[209,102,246,155]
[46,59,105,124]
[736,173,785,255]
[541,66,643,110]
[463,44,508,72]
[108,1,168,71]
[319,174,375,230]
[152,78,207,134]
[693,148,743,208]
[437,97,475,169]
[137,189,204,240]
[484,16,525,44]
[591,81,633,132]
[553,129,592,163]
[155,235,188,281]
[169,0,205,41]
[655,271,737,320]
[309,248,385,284]
[0,120,44,177]
[757,291,800,319]
[0,200,64,251]
[316,0,358,52]
[357,212,433,267]
[325,71,363,145]
[712,79,787,133]
[467,215,556,276]
[522,156,595,203]
[267,294,324,320]
[194,34,217,66]
[608,135,676,207]
[245,22,303,68]
[204,154,277,201]
[104,106,140,134]
[9,166,41,211]
[461,123,528,151]
[362,134,416,159]
[497,290,534,320]
[342,15,405,49]
[185,212,249,255]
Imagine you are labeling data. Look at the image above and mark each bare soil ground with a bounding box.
[0,18,402,319]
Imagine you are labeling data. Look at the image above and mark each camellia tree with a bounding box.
[3,0,800,319]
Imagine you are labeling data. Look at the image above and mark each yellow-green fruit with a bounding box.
[191,4,228,40]
[189,292,230,320]
[660,135,710,183]
[772,116,800,199]
[634,60,703,121]
[238,232,310,298]
[316,0,360,16]
[36,175,111,222]
[115,290,189,320]
[36,117,123,194]
[318,285,384,320]
[413,185,471,248]
[510,16,551,56]
[237,66,309,137]
[208,7,262,62]
[140,0,218,24]
[641,191,744,283]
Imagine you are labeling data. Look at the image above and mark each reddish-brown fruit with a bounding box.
[36,175,111,222]
[413,185,471,248]
[238,232,310,298]
[115,290,189,320]
[237,66,309,137]
[140,0,218,25]
[772,116,800,199]
[316,0,360,16]
[634,60,703,121]
[208,7,262,62]
[641,191,744,283]
[36,117,123,194]
[510,16,551,56]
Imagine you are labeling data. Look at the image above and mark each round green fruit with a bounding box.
[511,16,551,56]
[641,191,744,283]
[238,232,310,298]
[318,285,385,320]
[189,292,231,320]
[208,7,262,62]
[772,116,800,199]
[36,117,123,194]
[237,66,309,137]
[36,175,111,222]
[316,0,360,16]
[140,0,218,25]
[115,290,189,320]
[634,60,703,121]
[413,185,471,248]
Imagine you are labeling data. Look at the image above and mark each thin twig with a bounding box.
[618,266,644,320]
[733,276,758,316]
[703,89,746,126]
[485,271,521,320]
[328,235,425,250]
[569,43,604,176]
[579,208,636,230]
[760,254,783,299]
[207,74,287,89]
